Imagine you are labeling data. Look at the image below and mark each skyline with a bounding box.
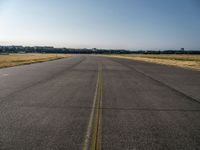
[0,0,200,50]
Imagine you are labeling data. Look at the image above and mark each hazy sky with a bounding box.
[0,0,200,50]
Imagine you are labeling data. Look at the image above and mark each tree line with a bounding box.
[0,46,200,54]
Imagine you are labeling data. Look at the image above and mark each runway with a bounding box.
[0,55,199,150]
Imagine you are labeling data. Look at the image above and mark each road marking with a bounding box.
[83,64,103,150]
[0,74,9,77]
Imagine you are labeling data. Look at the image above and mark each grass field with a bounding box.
[105,54,200,71]
[0,53,70,68]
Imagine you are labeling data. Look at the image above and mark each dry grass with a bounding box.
[0,53,70,68]
[105,54,200,71]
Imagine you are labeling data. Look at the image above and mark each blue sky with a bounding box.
[0,0,200,50]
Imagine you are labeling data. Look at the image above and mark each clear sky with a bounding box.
[0,0,200,50]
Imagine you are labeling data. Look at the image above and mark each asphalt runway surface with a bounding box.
[0,55,199,150]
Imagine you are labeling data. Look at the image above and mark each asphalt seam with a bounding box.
[101,107,200,112]
[111,58,200,104]
[12,105,200,112]
[0,56,86,104]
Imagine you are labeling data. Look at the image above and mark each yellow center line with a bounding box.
[83,63,103,150]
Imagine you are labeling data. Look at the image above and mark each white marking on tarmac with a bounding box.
[0,74,9,77]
